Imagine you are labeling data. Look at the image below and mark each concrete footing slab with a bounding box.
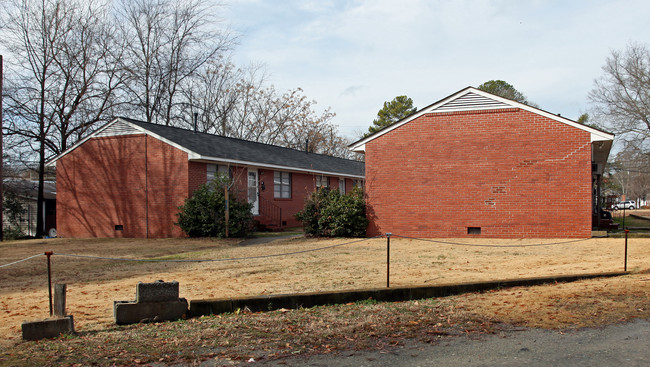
[114,299,188,325]
[189,272,629,317]
[21,315,75,341]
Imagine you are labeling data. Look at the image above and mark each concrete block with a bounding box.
[114,281,188,325]
[22,315,75,341]
[410,285,446,300]
[114,299,188,325]
[54,284,67,317]
[266,294,304,310]
[232,296,274,313]
[188,272,631,318]
[375,288,411,302]
[189,299,233,316]
[136,280,179,303]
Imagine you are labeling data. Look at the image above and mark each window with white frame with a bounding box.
[338,178,345,194]
[274,171,291,198]
[316,175,329,189]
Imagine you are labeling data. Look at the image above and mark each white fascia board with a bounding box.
[348,87,614,152]
[347,106,435,153]
[193,156,365,179]
[348,87,476,152]
[46,118,125,166]
[465,88,615,142]
[350,143,366,153]
[46,117,199,166]
[113,119,198,157]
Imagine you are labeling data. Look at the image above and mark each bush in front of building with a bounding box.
[176,179,253,238]
[3,192,27,240]
[296,186,367,237]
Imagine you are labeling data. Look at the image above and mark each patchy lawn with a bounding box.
[611,208,650,231]
[0,235,648,365]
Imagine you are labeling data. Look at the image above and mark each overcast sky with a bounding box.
[223,0,650,139]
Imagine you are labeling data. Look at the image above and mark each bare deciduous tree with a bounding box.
[607,143,650,204]
[2,0,123,236]
[1,0,358,240]
[183,68,356,158]
[180,59,266,135]
[117,0,235,126]
[4,0,123,155]
[589,42,650,145]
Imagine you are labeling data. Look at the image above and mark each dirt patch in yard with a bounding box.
[0,235,648,347]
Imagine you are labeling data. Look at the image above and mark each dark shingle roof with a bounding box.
[121,118,364,177]
[4,179,56,200]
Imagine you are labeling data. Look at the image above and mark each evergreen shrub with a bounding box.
[176,177,253,238]
[296,186,367,237]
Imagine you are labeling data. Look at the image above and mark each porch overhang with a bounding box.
[591,139,613,176]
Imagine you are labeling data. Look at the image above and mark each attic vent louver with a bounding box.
[436,92,510,112]
[96,121,139,137]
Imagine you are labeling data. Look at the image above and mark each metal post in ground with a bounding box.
[224,185,229,238]
[623,229,630,271]
[45,251,53,316]
[386,233,392,288]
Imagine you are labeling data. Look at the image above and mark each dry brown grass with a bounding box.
[0,235,648,348]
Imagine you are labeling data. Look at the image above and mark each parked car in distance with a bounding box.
[613,200,636,210]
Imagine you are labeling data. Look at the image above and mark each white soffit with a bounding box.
[349,87,614,152]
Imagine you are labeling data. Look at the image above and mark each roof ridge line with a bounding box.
[119,117,361,163]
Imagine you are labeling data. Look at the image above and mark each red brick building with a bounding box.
[51,118,364,238]
[349,87,613,238]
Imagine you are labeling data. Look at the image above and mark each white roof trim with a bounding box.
[192,156,364,179]
[349,87,614,152]
[48,118,364,178]
[46,118,195,166]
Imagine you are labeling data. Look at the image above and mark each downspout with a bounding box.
[145,135,149,238]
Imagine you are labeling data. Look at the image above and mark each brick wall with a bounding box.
[57,134,189,238]
[144,137,190,237]
[365,108,593,238]
[57,133,363,237]
[257,169,320,228]
[188,162,207,194]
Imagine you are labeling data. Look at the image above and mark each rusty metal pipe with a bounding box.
[45,251,53,316]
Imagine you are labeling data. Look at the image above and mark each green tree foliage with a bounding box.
[176,178,253,238]
[576,113,601,129]
[477,80,537,106]
[295,187,368,237]
[366,96,417,136]
[577,113,589,124]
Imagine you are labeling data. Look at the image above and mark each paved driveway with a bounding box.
[271,319,649,367]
